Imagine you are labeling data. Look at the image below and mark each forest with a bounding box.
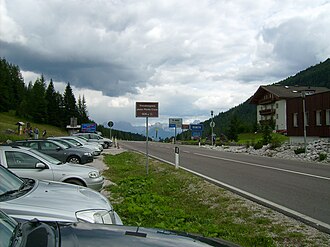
[0,57,146,141]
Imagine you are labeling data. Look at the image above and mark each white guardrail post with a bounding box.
[175,146,180,169]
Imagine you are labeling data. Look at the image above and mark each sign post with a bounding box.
[169,118,182,144]
[136,102,159,175]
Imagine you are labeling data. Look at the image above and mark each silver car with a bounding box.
[74,132,113,148]
[55,136,103,156]
[74,134,106,148]
[0,164,122,225]
[0,145,104,191]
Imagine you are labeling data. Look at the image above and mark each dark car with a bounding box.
[12,139,93,164]
[0,210,240,247]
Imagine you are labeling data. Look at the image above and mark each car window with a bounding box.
[25,142,38,149]
[5,151,40,169]
[40,141,59,151]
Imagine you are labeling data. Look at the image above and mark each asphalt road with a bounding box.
[119,141,330,232]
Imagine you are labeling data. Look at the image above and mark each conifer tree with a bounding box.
[63,83,78,124]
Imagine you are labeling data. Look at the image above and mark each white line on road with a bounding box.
[194,152,330,181]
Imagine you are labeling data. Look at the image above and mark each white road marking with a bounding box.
[194,152,330,181]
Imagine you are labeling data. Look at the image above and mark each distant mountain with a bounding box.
[103,121,175,140]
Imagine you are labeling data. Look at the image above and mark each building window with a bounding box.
[305,112,309,126]
[276,114,278,119]
[316,110,322,126]
[326,109,330,126]
[276,103,278,108]
[293,113,298,127]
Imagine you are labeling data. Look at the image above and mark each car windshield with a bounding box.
[50,140,69,150]
[52,139,71,148]
[63,138,82,146]
[0,210,17,247]
[0,165,24,197]
[29,149,62,165]
[76,135,89,141]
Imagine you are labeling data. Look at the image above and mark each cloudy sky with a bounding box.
[1,0,329,127]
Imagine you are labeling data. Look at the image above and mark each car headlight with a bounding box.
[84,152,92,156]
[88,171,100,178]
[76,210,116,224]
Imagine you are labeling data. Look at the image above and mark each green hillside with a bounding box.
[276,58,330,88]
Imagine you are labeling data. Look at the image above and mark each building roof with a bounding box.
[249,85,330,104]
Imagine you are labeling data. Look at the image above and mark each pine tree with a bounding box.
[30,75,47,123]
[63,83,78,125]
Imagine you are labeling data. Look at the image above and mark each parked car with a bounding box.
[73,134,107,148]
[0,210,237,247]
[47,137,96,157]
[50,136,102,156]
[74,132,113,148]
[0,145,104,191]
[12,139,93,164]
[0,164,122,225]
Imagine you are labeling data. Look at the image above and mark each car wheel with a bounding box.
[67,156,81,164]
[65,178,85,187]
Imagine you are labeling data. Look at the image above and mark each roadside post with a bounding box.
[108,121,114,140]
[136,102,159,176]
[175,146,180,169]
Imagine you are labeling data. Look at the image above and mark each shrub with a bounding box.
[319,152,327,161]
[294,147,306,155]
[253,141,263,150]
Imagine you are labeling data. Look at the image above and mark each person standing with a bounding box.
[34,127,39,139]
[42,129,47,138]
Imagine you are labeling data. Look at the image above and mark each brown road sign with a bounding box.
[136,102,159,117]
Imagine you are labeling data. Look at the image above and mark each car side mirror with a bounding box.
[35,163,47,169]
[56,147,61,151]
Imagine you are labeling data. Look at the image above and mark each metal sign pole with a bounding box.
[146,116,149,176]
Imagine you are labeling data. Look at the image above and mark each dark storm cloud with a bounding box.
[0,40,152,96]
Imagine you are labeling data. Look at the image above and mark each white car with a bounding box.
[0,145,104,191]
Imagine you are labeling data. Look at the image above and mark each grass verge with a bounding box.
[102,151,330,247]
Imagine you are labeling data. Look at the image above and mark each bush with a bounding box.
[319,152,327,161]
[269,136,282,149]
[294,147,306,155]
[253,141,263,150]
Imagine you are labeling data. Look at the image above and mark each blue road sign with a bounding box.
[190,124,203,131]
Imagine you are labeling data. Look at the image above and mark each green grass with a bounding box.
[103,152,330,247]
[237,133,289,145]
[0,111,67,142]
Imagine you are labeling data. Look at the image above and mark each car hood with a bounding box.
[0,180,112,222]
[59,223,237,247]
[57,163,99,173]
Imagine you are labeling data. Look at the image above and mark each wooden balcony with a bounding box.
[259,109,275,115]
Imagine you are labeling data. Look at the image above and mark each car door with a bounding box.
[4,150,54,181]
[39,141,65,162]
